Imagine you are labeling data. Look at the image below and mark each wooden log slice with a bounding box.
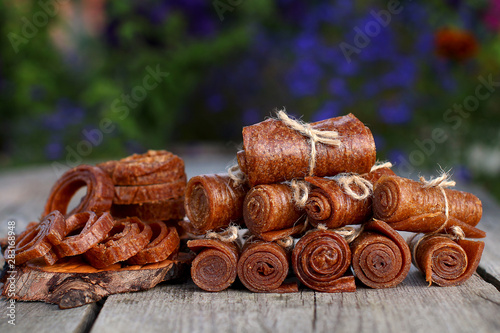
[1,253,191,309]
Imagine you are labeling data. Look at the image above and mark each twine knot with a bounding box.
[334,173,374,200]
[316,224,364,243]
[290,179,310,209]
[276,236,294,249]
[227,164,246,186]
[205,226,239,243]
[419,172,456,233]
[370,161,393,172]
[277,110,341,176]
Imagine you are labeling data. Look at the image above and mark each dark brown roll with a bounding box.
[243,184,305,241]
[350,219,412,288]
[305,167,395,228]
[292,229,355,292]
[187,239,239,292]
[237,240,297,293]
[237,113,376,187]
[373,175,485,238]
[409,234,484,286]
[185,174,248,232]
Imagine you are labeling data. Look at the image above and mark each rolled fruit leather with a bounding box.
[243,183,306,241]
[350,219,412,289]
[373,175,485,238]
[305,167,395,229]
[237,113,376,187]
[408,234,484,287]
[237,239,298,293]
[292,229,356,292]
[187,238,240,292]
[185,174,248,233]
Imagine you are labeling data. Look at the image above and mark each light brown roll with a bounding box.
[292,229,355,292]
[409,234,484,286]
[373,175,485,238]
[305,167,395,228]
[237,113,376,187]
[243,184,305,240]
[188,239,239,292]
[350,219,411,288]
[185,174,248,232]
[237,240,297,293]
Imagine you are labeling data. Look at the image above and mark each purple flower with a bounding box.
[328,78,349,97]
[45,141,63,160]
[378,102,412,124]
[286,58,322,97]
[453,165,473,182]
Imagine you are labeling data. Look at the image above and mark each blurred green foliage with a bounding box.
[1,0,500,199]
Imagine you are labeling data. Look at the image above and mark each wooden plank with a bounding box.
[0,298,99,333]
[90,282,315,333]
[315,268,500,333]
[468,185,500,289]
[91,268,500,333]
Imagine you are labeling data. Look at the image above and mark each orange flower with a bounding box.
[435,27,479,61]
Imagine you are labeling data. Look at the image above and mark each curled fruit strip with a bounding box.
[15,211,66,265]
[292,229,351,292]
[43,165,114,217]
[55,212,114,257]
[237,240,289,292]
[127,223,180,265]
[187,239,239,292]
[84,217,152,269]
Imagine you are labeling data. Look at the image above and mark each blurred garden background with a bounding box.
[1,0,500,199]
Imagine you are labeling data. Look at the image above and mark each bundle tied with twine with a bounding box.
[407,172,467,278]
[228,109,342,185]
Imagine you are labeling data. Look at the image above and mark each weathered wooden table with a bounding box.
[1,153,499,333]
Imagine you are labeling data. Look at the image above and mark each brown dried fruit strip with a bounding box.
[43,165,114,217]
[98,150,186,186]
[113,179,186,205]
[292,229,355,292]
[350,219,411,289]
[237,240,297,293]
[128,223,180,265]
[55,212,114,257]
[237,113,376,187]
[111,198,185,222]
[14,211,66,265]
[84,217,152,269]
[243,184,305,239]
[187,238,239,292]
[409,235,484,286]
[373,175,485,238]
[185,174,248,232]
[305,167,395,229]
